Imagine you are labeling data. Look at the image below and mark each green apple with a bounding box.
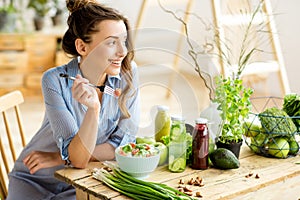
[268,137,289,158]
[250,143,261,154]
[243,121,261,137]
[251,132,268,147]
[284,136,299,155]
[136,136,156,145]
[154,142,168,166]
[288,139,299,155]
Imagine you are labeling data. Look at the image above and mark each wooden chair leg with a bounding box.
[0,166,7,199]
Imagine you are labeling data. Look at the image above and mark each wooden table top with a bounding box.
[55,145,300,199]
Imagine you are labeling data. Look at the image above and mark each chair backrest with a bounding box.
[0,90,26,199]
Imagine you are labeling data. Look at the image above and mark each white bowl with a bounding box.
[115,146,160,179]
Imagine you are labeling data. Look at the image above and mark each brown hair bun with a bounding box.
[66,0,98,13]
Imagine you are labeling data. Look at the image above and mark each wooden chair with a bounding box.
[0,90,26,199]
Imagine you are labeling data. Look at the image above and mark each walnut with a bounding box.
[195,191,203,197]
[183,191,193,196]
[179,179,184,184]
[187,178,195,185]
[183,186,193,192]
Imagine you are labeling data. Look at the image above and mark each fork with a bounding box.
[59,73,119,98]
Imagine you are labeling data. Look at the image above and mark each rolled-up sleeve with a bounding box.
[41,68,80,161]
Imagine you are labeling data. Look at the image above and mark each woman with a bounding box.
[7,0,140,199]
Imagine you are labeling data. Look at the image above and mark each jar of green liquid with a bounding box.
[155,105,171,142]
[168,115,186,172]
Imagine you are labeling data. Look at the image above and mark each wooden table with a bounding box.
[55,145,300,199]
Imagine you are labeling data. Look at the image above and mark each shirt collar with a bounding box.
[107,74,121,80]
[65,58,81,88]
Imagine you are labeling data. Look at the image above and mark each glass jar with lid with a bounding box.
[168,115,186,172]
[191,118,209,170]
[155,105,171,142]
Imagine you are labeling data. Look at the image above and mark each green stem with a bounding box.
[109,174,170,199]
[113,168,194,199]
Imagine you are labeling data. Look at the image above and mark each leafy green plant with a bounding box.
[0,0,17,17]
[52,0,64,16]
[158,1,268,145]
[212,1,268,144]
[27,0,51,17]
[0,0,18,31]
[0,2,16,13]
[213,76,253,143]
[283,93,300,129]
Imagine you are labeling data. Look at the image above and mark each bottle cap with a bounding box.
[171,115,185,122]
[157,105,169,111]
[195,118,208,124]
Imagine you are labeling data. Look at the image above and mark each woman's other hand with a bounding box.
[23,151,64,174]
[71,74,100,110]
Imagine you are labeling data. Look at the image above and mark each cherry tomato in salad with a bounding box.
[130,143,136,148]
[118,143,159,157]
[132,148,140,155]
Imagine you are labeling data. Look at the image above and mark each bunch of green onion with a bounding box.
[92,162,196,200]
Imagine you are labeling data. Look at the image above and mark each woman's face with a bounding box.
[82,20,128,77]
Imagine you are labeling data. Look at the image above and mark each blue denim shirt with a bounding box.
[8,58,140,198]
[41,58,140,161]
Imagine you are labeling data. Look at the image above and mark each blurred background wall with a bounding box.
[1,0,299,95]
[102,0,300,96]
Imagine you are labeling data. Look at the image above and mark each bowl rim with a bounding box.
[115,144,160,159]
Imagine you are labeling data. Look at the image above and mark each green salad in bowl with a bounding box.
[118,143,159,157]
[115,143,160,179]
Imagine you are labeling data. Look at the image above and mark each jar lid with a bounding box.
[195,118,208,124]
[171,115,185,122]
[157,105,169,111]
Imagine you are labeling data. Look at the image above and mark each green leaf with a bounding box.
[214,75,253,143]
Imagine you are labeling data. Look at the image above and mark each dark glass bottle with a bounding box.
[191,118,209,169]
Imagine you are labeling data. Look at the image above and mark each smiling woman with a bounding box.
[6,1,140,200]
[79,20,129,85]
